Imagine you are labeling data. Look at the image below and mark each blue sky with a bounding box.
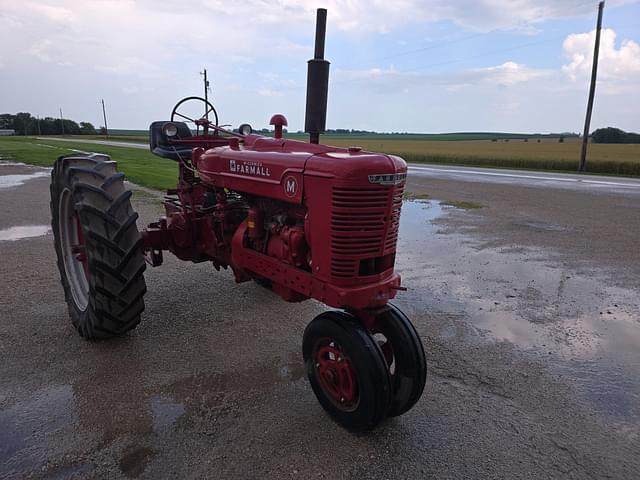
[1,1,638,133]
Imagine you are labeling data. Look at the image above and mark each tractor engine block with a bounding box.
[246,199,309,270]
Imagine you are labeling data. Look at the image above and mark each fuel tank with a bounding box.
[195,135,314,204]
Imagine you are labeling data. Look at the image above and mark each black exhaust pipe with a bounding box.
[304,8,330,144]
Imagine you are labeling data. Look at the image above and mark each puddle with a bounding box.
[513,221,571,232]
[0,171,50,189]
[151,395,185,433]
[397,199,640,424]
[0,385,78,472]
[162,355,305,427]
[0,225,51,241]
[44,462,95,479]
[0,161,29,167]
[397,200,640,355]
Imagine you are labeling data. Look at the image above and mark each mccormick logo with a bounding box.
[368,173,407,185]
[283,175,298,197]
[229,159,271,177]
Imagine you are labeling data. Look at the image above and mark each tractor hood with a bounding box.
[195,135,407,204]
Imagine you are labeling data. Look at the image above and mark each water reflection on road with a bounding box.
[396,200,640,428]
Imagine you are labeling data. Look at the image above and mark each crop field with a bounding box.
[71,133,640,175]
[326,137,640,176]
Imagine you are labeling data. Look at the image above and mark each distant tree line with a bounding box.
[294,129,392,135]
[592,127,640,144]
[0,112,97,135]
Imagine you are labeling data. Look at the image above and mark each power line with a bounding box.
[335,31,487,70]
[333,0,603,71]
[330,32,569,87]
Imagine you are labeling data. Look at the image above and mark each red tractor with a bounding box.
[50,9,426,431]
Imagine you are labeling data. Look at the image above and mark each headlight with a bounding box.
[238,123,252,136]
[163,122,178,137]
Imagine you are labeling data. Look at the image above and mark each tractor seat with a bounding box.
[149,121,193,161]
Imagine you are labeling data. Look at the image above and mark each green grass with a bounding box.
[403,191,431,201]
[0,137,177,190]
[35,134,148,144]
[441,200,484,210]
[78,135,148,143]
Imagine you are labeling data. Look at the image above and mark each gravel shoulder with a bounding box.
[0,162,638,479]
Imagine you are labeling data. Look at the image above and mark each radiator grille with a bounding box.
[330,184,404,277]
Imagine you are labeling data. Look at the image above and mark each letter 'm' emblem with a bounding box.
[284,175,298,197]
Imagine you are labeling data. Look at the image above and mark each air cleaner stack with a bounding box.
[304,8,330,144]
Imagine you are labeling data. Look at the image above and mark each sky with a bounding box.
[0,0,638,133]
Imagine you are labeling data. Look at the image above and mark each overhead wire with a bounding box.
[331,0,607,78]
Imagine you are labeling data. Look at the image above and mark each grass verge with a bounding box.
[0,137,177,190]
[441,200,484,209]
[403,191,431,201]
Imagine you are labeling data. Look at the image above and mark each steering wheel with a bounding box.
[170,96,219,135]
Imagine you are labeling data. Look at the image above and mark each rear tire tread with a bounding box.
[51,154,146,339]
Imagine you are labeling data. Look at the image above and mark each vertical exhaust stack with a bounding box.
[304,8,330,144]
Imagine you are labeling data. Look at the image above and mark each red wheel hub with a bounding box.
[315,342,357,407]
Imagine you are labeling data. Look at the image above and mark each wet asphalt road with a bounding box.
[1,160,639,479]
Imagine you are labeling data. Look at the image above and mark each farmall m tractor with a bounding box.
[50,9,426,431]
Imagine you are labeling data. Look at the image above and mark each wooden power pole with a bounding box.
[200,69,210,119]
[101,99,109,138]
[579,1,605,172]
[60,108,65,135]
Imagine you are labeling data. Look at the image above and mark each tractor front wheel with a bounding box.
[50,154,147,339]
[371,304,427,417]
[303,311,391,432]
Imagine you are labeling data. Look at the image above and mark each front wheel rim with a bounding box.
[314,339,359,411]
[58,188,89,311]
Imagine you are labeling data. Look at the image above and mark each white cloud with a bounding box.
[26,3,74,23]
[335,61,551,92]
[291,0,637,33]
[257,88,285,97]
[472,61,551,85]
[562,28,640,93]
[0,0,638,132]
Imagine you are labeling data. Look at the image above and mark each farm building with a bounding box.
[0,129,16,136]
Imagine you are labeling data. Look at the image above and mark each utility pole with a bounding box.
[200,68,210,119]
[101,99,109,138]
[37,115,41,135]
[60,108,65,136]
[579,1,604,173]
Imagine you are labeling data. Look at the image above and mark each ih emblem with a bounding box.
[368,173,407,185]
[284,175,298,197]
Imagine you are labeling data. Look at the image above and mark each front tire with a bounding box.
[373,304,427,417]
[50,154,147,339]
[303,311,391,432]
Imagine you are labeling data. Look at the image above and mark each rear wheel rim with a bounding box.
[58,188,89,311]
[314,339,359,411]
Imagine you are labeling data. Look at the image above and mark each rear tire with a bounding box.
[303,311,391,432]
[50,154,147,339]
